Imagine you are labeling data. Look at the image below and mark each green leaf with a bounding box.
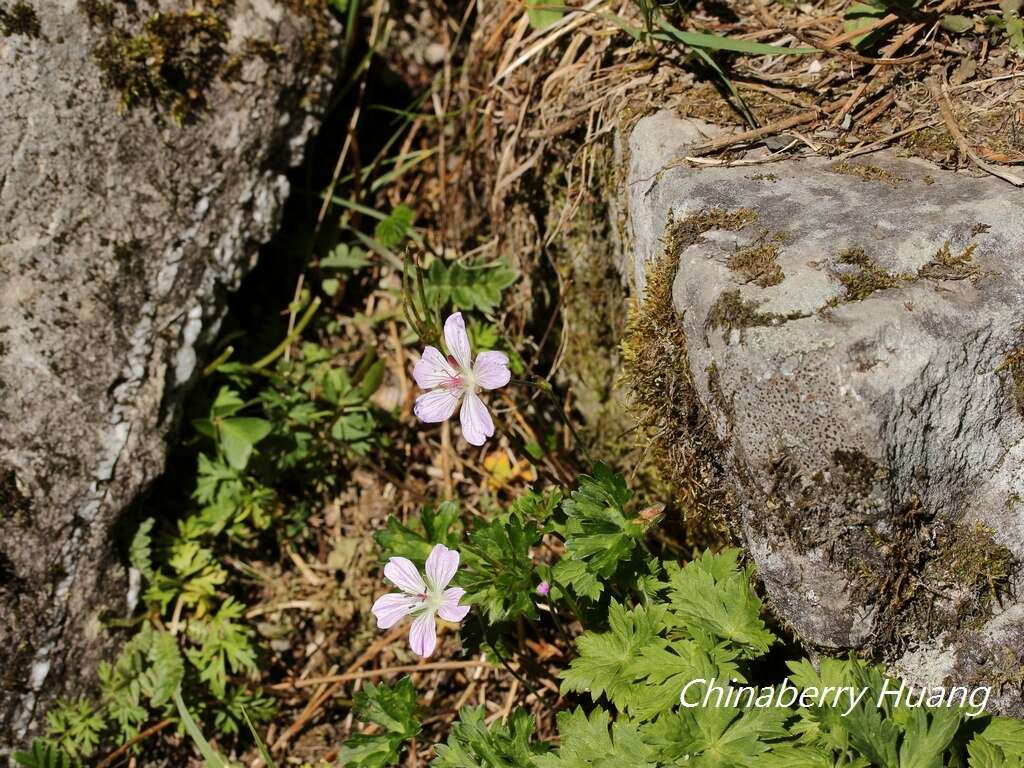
[665,549,777,657]
[643,705,791,767]
[755,744,838,767]
[129,517,155,580]
[561,601,667,714]
[357,358,386,399]
[44,699,104,759]
[374,204,414,248]
[898,706,962,768]
[526,0,563,30]
[375,501,464,561]
[460,508,542,623]
[322,278,341,296]
[843,2,888,49]
[321,243,371,270]
[218,417,272,470]
[421,258,519,314]
[210,386,245,418]
[941,14,976,33]
[174,688,230,768]
[242,706,277,768]
[534,708,656,768]
[969,717,1024,767]
[554,465,642,600]
[654,17,817,55]
[432,706,545,767]
[12,740,73,768]
[339,678,422,768]
[185,597,258,698]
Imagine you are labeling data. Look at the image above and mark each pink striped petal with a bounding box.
[438,587,470,623]
[473,351,511,391]
[444,312,473,371]
[425,544,459,591]
[371,592,419,628]
[414,346,458,389]
[414,389,460,423]
[459,391,494,446]
[384,557,426,595]
[409,610,437,658]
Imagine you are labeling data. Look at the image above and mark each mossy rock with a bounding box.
[623,110,1024,712]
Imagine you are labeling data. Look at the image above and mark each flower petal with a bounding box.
[414,389,460,423]
[409,610,437,658]
[459,391,494,446]
[473,351,511,390]
[438,587,470,623]
[414,346,458,390]
[371,592,419,628]
[384,557,426,595]
[425,544,459,591]
[444,312,473,371]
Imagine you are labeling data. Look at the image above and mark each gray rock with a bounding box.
[626,111,1024,711]
[0,0,335,746]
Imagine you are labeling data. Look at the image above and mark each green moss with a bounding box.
[903,125,957,155]
[858,500,1015,654]
[928,521,1013,624]
[93,9,230,123]
[622,208,760,532]
[705,289,807,341]
[0,0,40,37]
[829,160,908,187]
[725,231,789,288]
[761,447,887,556]
[834,247,905,302]
[917,240,982,282]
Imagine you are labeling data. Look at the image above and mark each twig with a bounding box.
[822,13,898,48]
[927,77,1024,187]
[687,108,826,157]
[833,120,940,161]
[268,624,406,757]
[96,718,174,768]
[289,659,490,688]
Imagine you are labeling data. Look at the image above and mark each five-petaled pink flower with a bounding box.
[371,544,470,658]
[413,312,511,446]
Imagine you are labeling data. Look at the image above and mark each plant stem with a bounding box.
[251,297,321,370]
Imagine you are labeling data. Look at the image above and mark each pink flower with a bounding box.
[536,581,550,596]
[413,312,511,446]
[371,543,470,658]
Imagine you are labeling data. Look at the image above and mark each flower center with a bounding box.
[440,357,475,393]
[415,589,445,613]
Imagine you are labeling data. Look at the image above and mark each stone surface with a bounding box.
[626,111,1024,711]
[0,0,335,747]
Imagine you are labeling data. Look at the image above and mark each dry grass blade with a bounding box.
[927,77,1024,187]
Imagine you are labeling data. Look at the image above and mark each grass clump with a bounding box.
[92,10,230,123]
[0,0,40,37]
